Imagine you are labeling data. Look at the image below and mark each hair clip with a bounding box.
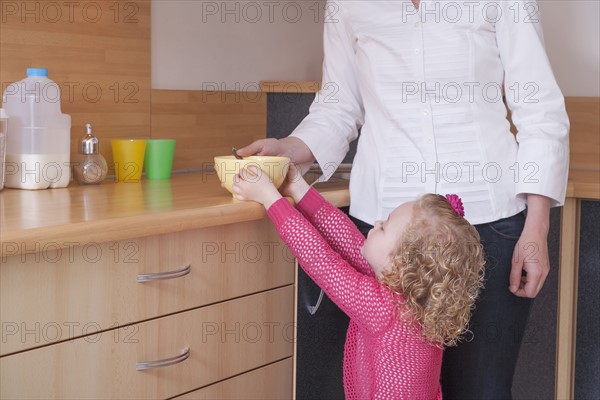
[445,194,465,217]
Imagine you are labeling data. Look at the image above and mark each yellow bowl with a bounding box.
[214,155,290,195]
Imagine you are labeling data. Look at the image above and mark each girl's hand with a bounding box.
[279,163,311,203]
[231,166,282,209]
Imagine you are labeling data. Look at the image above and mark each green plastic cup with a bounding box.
[144,139,176,180]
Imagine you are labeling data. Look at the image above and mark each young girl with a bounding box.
[232,165,485,400]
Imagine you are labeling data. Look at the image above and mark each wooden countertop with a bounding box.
[1,165,596,256]
[566,169,600,200]
[0,173,350,256]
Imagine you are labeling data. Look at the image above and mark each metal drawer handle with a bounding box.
[136,347,190,371]
[137,264,191,282]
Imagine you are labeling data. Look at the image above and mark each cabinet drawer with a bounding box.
[1,219,294,355]
[0,286,294,400]
[174,357,293,399]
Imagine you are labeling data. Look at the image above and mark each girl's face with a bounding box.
[361,201,415,279]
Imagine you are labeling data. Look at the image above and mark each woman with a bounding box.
[238,1,569,398]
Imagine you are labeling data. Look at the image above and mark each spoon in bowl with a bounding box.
[231,147,243,160]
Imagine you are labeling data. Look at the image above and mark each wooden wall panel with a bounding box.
[2,13,594,176]
[0,0,151,162]
[566,97,600,171]
[151,90,266,171]
[565,97,600,199]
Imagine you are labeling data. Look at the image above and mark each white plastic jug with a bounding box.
[2,68,71,189]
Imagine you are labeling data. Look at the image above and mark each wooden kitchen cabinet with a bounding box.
[0,220,295,398]
[1,219,294,355]
[0,219,295,399]
[173,358,294,399]
[1,287,294,399]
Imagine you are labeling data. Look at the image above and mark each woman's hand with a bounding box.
[279,163,311,203]
[509,194,551,298]
[236,137,316,167]
[231,166,282,209]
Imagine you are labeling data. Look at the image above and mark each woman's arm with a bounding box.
[237,2,363,180]
[496,0,570,206]
[288,1,364,181]
[496,1,569,298]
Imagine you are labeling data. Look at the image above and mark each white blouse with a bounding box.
[291,0,569,225]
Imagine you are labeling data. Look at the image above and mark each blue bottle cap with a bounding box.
[26,68,49,77]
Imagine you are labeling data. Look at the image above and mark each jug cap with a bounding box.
[27,68,49,77]
[80,123,100,154]
[0,108,7,120]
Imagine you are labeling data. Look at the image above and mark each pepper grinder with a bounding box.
[73,123,108,185]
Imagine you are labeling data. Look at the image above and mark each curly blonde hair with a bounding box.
[380,194,485,347]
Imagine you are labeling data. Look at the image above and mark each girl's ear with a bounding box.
[383,257,395,273]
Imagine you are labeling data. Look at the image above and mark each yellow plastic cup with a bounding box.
[111,139,147,183]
